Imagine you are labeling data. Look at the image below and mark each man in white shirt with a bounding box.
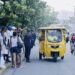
[0,31,6,69]
[1,27,10,63]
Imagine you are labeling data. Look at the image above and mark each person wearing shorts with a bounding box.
[10,32,23,68]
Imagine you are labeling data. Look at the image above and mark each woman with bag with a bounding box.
[17,34,23,67]
[10,31,23,68]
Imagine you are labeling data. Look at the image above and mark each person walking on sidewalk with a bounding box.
[24,29,32,62]
[31,30,36,48]
[10,31,23,68]
[0,27,6,69]
[2,27,11,63]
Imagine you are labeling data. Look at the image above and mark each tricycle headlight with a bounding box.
[48,45,51,48]
[59,45,63,48]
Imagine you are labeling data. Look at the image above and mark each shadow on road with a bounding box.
[41,58,63,63]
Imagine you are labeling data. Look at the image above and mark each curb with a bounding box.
[0,63,11,75]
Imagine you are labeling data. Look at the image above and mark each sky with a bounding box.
[43,0,75,12]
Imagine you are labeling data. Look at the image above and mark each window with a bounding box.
[47,29,62,43]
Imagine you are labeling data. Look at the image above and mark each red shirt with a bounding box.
[71,36,75,41]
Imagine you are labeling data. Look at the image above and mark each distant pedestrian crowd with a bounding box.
[0,26,36,69]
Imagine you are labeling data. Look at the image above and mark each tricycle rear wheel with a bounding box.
[61,56,64,60]
[39,52,42,60]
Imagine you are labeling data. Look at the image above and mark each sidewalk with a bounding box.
[0,63,11,75]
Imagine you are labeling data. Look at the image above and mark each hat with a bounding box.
[11,26,16,30]
[7,26,16,30]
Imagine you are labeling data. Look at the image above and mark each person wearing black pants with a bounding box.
[24,29,32,62]
[25,47,31,62]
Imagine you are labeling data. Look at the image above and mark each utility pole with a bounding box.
[74,6,75,17]
[73,6,75,32]
[70,6,75,33]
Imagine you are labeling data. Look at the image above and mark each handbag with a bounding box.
[17,37,23,49]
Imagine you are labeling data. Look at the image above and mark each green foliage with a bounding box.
[0,0,57,29]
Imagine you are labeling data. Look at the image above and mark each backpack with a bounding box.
[17,36,23,49]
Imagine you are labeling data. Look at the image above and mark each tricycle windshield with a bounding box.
[46,29,62,43]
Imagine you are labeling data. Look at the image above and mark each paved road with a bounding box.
[2,40,75,75]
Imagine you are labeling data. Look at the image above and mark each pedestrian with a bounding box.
[4,27,11,63]
[71,33,75,54]
[66,32,69,43]
[0,27,2,59]
[24,29,32,62]
[0,27,6,69]
[1,27,10,63]
[16,29,23,67]
[10,31,23,68]
[39,30,45,41]
[31,30,36,48]
[6,27,13,61]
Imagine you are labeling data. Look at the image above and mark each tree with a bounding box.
[25,0,57,29]
[0,0,57,29]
